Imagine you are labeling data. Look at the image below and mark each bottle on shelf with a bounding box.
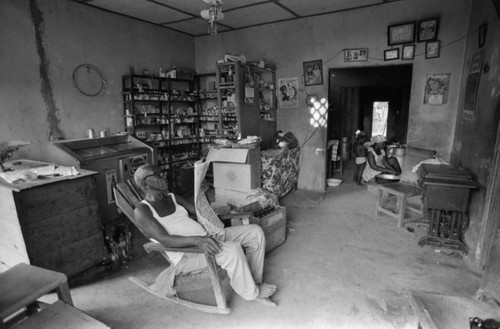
[227,66,234,82]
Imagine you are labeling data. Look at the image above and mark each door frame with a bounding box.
[477,120,500,269]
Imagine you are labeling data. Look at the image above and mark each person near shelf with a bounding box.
[133,164,278,306]
[362,135,401,183]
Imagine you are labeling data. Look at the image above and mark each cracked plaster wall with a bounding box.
[0,0,194,159]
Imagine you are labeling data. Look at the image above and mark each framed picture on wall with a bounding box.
[425,41,440,59]
[387,22,416,46]
[423,73,450,105]
[402,44,415,60]
[344,48,369,62]
[417,17,440,42]
[303,60,323,86]
[384,48,400,61]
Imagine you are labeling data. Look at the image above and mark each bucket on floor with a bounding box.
[327,178,343,187]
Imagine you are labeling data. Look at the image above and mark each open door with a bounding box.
[328,65,412,142]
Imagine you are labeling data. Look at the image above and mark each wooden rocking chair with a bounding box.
[113,180,230,314]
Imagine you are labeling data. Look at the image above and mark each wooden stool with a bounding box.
[375,182,423,228]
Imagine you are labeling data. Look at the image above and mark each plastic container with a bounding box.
[327,178,343,187]
[341,137,351,161]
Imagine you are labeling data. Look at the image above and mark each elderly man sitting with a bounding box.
[133,164,277,306]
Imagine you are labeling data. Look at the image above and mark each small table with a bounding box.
[375,182,423,228]
[0,263,73,327]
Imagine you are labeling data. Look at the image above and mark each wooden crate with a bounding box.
[249,206,286,253]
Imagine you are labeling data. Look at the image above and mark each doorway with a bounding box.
[327,65,412,169]
[359,85,411,143]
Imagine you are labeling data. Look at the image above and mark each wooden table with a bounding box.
[0,263,72,326]
[408,290,500,329]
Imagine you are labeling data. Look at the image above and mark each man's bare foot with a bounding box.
[255,283,277,306]
[258,283,277,298]
[256,297,277,307]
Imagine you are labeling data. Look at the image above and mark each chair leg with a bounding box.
[205,254,229,312]
[128,275,230,314]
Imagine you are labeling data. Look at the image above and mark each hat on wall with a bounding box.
[371,135,387,144]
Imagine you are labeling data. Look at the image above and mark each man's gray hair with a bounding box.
[134,163,156,190]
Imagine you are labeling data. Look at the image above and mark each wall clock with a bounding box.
[72,64,104,96]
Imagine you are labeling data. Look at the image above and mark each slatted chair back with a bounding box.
[113,181,172,262]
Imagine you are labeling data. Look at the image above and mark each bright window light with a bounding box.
[309,97,328,127]
[372,101,388,137]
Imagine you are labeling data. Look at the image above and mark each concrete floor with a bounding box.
[57,161,482,329]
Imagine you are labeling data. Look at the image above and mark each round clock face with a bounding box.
[130,156,147,173]
[73,64,104,96]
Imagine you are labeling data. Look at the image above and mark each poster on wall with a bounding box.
[278,77,299,108]
[464,48,486,117]
[423,73,451,105]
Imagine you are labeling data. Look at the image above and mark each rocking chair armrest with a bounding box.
[143,241,205,254]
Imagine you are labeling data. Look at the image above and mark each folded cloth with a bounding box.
[0,165,79,184]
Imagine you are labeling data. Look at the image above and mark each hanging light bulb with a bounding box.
[200,0,224,35]
[200,9,210,20]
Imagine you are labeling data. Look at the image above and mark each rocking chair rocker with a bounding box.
[113,180,230,314]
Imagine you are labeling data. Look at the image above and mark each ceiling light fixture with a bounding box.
[201,0,225,35]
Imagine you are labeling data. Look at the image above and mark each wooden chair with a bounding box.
[328,140,343,176]
[113,180,230,314]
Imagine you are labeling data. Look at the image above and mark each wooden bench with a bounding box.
[10,301,110,329]
[375,182,423,228]
[0,263,109,328]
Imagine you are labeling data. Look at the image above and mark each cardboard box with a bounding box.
[250,206,287,253]
[206,147,261,164]
[213,161,261,192]
[211,191,286,253]
[214,187,254,207]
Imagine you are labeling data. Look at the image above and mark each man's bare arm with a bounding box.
[134,204,221,255]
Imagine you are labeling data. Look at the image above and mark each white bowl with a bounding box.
[327,178,343,187]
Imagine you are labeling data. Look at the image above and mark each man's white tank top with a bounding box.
[141,194,206,265]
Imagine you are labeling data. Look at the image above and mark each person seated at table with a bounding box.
[133,164,277,306]
[362,135,401,183]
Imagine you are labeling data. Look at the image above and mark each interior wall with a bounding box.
[195,0,471,191]
[0,0,194,160]
[452,0,500,267]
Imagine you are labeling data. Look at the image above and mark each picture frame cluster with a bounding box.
[384,17,440,61]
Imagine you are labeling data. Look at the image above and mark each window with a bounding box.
[372,101,388,137]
